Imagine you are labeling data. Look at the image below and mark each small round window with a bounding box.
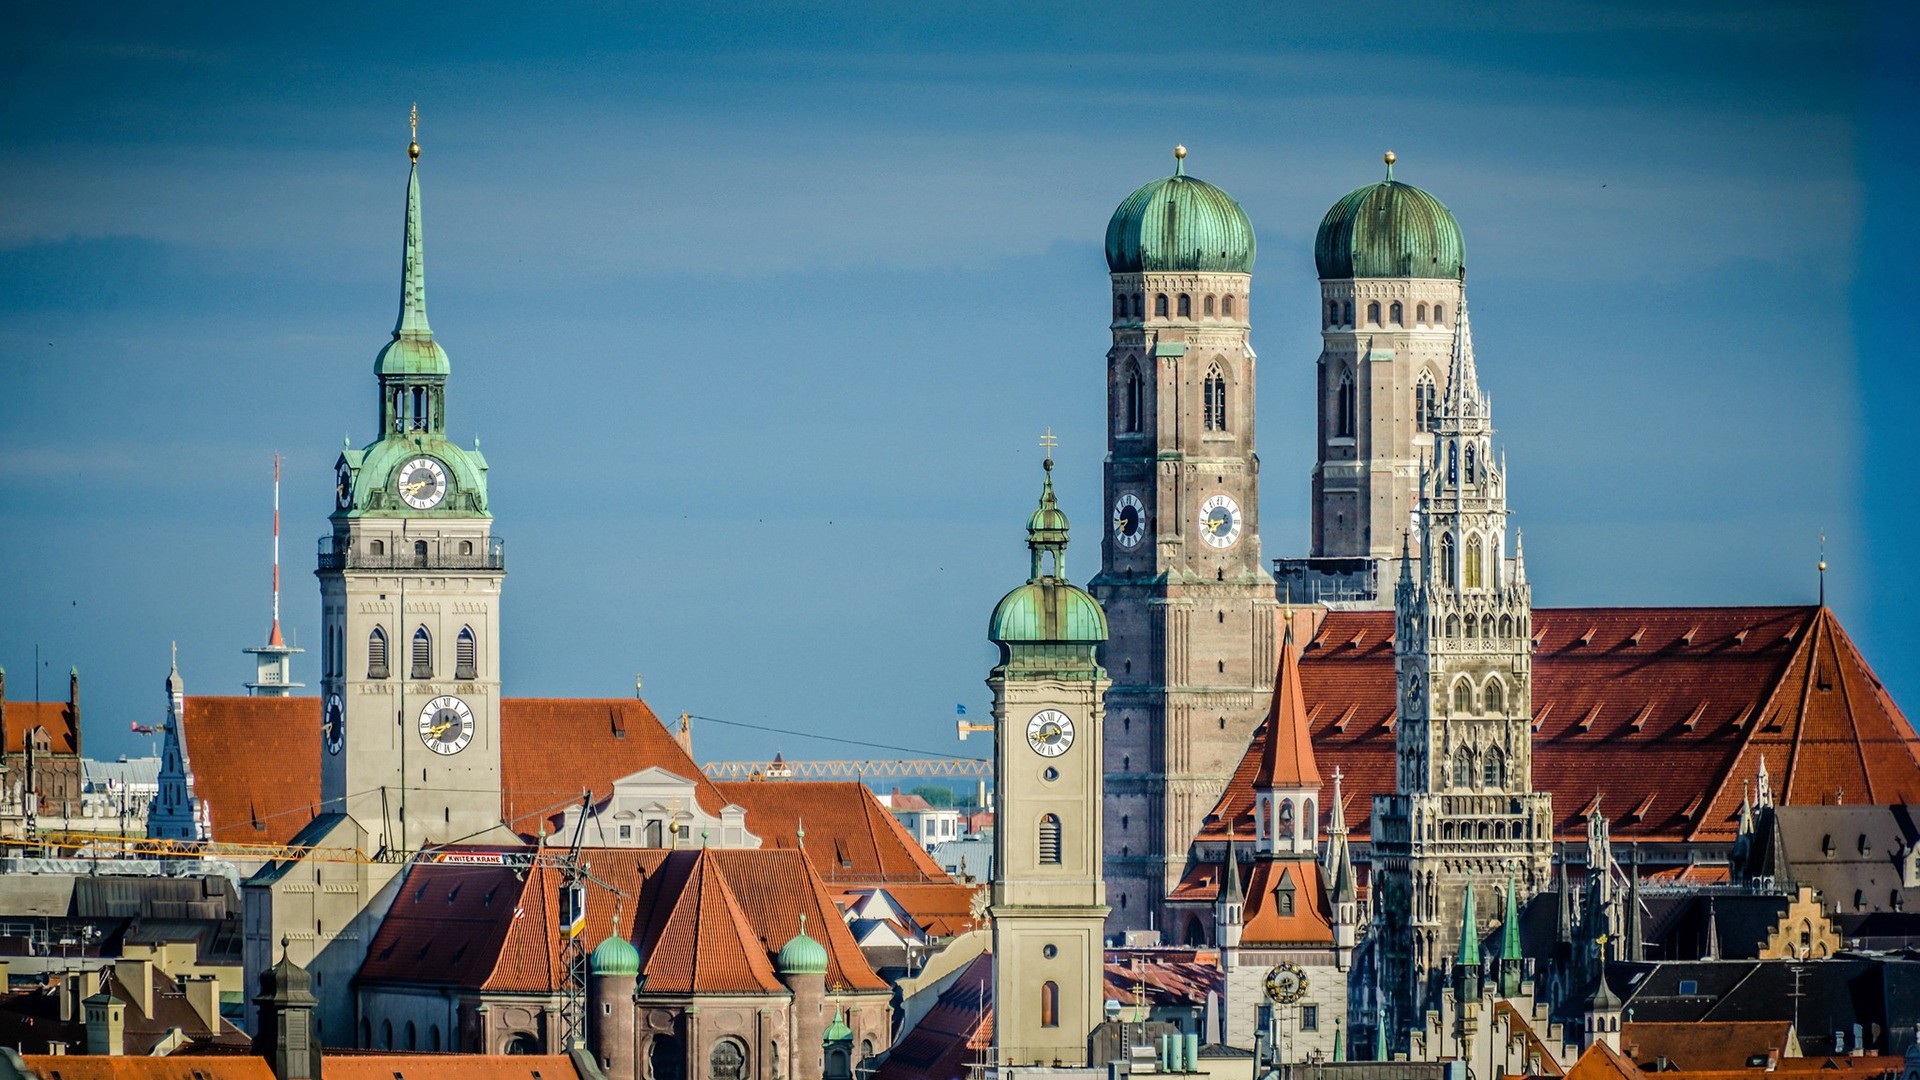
[1043,767,1059,782]
[1042,944,1058,959]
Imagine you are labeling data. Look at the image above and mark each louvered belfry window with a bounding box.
[412,626,432,679]
[368,627,389,680]
[1038,814,1062,865]
[455,627,477,680]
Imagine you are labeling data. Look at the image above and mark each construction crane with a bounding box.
[700,757,989,781]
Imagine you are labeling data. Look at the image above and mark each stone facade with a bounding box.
[1093,265,1279,932]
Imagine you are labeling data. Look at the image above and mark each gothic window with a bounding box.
[1439,533,1457,586]
[1340,300,1350,324]
[1484,678,1505,714]
[382,1021,393,1050]
[1367,301,1381,326]
[1041,982,1060,1027]
[1205,364,1228,431]
[1328,300,1339,326]
[1304,798,1316,836]
[1132,293,1144,318]
[1448,441,1459,484]
[1453,752,1473,788]
[456,627,477,680]
[1224,295,1235,317]
[1464,614,1477,640]
[1484,746,1505,788]
[1155,294,1169,317]
[1335,368,1355,438]
[368,627,390,680]
[1277,799,1295,839]
[1434,303,1447,325]
[1417,302,1428,324]
[1278,881,1296,915]
[1204,294,1216,316]
[1498,614,1513,638]
[1453,679,1474,715]
[1465,535,1484,588]
[1039,814,1062,865]
[1124,364,1145,433]
[412,626,432,679]
[1416,373,1438,433]
[1114,294,1126,318]
[1465,443,1478,485]
[1390,301,1404,326]
[1178,293,1192,317]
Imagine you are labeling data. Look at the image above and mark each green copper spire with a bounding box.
[1457,880,1480,967]
[1500,876,1521,960]
[376,105,449,378]
[989,438,1108,653]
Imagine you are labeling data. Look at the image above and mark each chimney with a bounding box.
[118,959,154,1017]
[60,971,85,1022]
[85,992,125,1056]
[184,974,220,1031]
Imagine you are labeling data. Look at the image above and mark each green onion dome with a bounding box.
[1105,147,1256,275]
[777,922,830,977]
[1315,153,1464,280]
[989,579,1109,645]
[824,1009,854,1043]
[588,934,642,977]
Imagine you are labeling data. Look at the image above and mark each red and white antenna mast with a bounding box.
[269,453,284,646]
[244,453,303,694]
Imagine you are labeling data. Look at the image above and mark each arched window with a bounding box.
[1433,303,1447,326]
[1465,443,1478,485]
[1339,300,1350,324]
[413,539,428,563]
[1453,680,1474,715]
[1204,295,1216,316]
[1416,373,1438,433]
[1114,294,1126,318]
[410,387,427,430]
[1039,814,1062,865]
[412,626,432,679]
[1448,441,1459,484]
[1438,533,1456,586]
[1155,294,1169,317]
[1040,982,1060,1027]
[1335,369,1355,438]
[1204,364,1228,431]
[1131,293,1143,318]
[711,1038,748,1080]
[361,1019,371,1049]
[1390,301,1404,326]
[456,626,477,680]
[1417,302,1428,324]
[1452,751,1473,788]
[1445,614,1460,638]
[1483,746,1505,788]
[1484,678,1505,714]
[430,1025,442,1052]
[1464,614,1478,640]
[1328,300,1339,326]
[368,627,390,680]
[1305,799,1316,836]
[649,1036,685,1080]
[1498,614,1513,638]
[1177,293,1192,317]
[1223,295,1235,317]
[1277,799,1296,839]
[1367,300,1381,326]
[459,539,474,556]
[1124,364,1145,433]
[382,1020,393,1050]
[369,538,386,556]
[1465,535,1484,588]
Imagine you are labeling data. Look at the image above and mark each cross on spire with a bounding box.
[1039,427,1057,468]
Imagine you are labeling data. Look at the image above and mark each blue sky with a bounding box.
[2,1,1913,767]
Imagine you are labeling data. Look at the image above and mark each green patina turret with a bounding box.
[1105,146,1256,275]
[1315,153,1464,281]
[589,933,642,977]
[824,1008,854,1043]
[989,456,1108,653]
[333,112,491,520]
[777,916,830,977]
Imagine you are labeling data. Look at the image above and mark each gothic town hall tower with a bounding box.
[1091,148,1279,931]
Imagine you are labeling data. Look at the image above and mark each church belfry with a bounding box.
[1091,147,1279,932]
[318,112,510,851]
[1367,296,1551,1048]
[988,448,1110,1066]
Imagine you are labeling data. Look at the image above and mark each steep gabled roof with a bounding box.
[1238,859,1335,947]
[1254,629,1320,791]
[1196,607,1920,848]
[3,699,79,755]
[872,953,992,1080]
[717,781,950,884]
[17,1059,277,1080]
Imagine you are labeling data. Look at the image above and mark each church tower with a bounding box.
[318,114,509,850]
[1091,147,1279,931]
[1281,155,1466,606]
[1368,297,1551,1047]
[989,451,1110,1066]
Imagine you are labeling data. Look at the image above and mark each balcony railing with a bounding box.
[317,534,505,572]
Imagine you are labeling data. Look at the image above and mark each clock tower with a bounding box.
[988,452,1110,1067]
[318,121,510,850]
[1089,148,1279,931]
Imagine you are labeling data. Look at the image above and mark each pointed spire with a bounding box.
[1254,620,1321,791]
[1737,780,1755,837]
[1027,430,1071,581]
[1457,880,1481,967]
[1441,295,1485,421]
[1704,899,1721,960]
[1755,755,1775,809]
[1500,876,1522,961]
[396,112,431,341]
[1326,768,1357,904]
[1624,848,1643,962]
[1556,849,1575,945]
[1221,836,1244,908]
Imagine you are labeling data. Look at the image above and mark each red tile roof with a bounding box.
[4,699,80,755]
[1623,1021,1796,1071]
[716,781,952,885]
[323,1055,589,1080]
[871,953,992,1080]
[1255,629,1320,790]
[830,882,985,939]
[1566,1041,1650,1080]
[17,1059,277,1080]
[1238,858,1335,947]
[181,697,727,845]
[1197,607,1920,848]
[359,847,884,996]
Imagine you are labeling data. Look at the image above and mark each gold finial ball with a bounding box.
[1384,150,1397,166]
[409,139,420,164]
[1174,144,1188,160]
[1819,560,1828,572]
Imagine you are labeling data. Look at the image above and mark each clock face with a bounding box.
[1263,961,1308,1004]
[418,695,476,755]
[323,694,345,756]
[335,461,354,511]
[1199,494,1243,549]
[1112,493,1146,549]
[1026,709,1075,758]
[397,457,448,510]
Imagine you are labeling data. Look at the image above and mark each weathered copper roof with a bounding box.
[1105,151,1255,275]
[1315,165,1464,280]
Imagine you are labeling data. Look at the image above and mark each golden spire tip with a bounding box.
[1173,144,1187,160]
[1384,150,1396,166]
[408,102,420,164]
